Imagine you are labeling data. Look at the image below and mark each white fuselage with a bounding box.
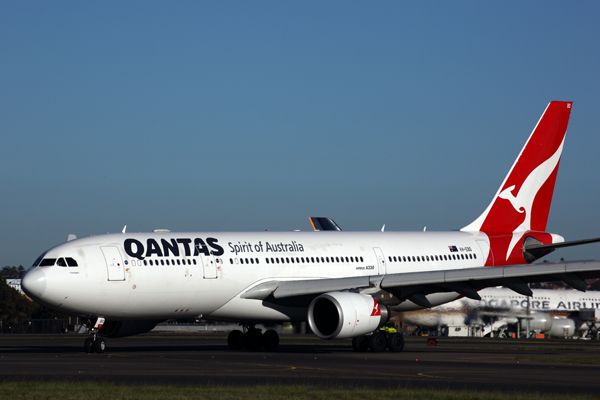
[26,230,488,321]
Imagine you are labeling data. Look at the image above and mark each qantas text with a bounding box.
[124,237,224,260]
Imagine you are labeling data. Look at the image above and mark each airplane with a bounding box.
[402,286,600,339]
[21,101,600,354]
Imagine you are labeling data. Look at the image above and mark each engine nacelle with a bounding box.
[528,313,553,333]
[99,320,161,338]
[548,318,576,338]
[308,292,388,340]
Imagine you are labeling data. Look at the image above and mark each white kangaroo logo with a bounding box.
[501,139,564,260]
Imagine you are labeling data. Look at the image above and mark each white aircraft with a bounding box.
[21,101,600,354]
[402,287,600,339]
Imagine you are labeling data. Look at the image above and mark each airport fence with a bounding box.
[0,319,70,334]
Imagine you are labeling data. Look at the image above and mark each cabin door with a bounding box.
[101,246,125,281]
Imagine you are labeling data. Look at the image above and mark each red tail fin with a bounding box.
[462,101,572,234]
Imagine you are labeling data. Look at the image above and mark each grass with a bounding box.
[0,382,597,400]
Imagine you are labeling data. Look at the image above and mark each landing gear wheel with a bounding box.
[94,337,106,354]
[228,330,244,350]
[387,333,404,352]
[369,332,387,353]
[244,329,263,351]
[84,337,94,353]
[262,329,279,351]
[352,336,369,352]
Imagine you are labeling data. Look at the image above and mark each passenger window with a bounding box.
[360,257,363,262]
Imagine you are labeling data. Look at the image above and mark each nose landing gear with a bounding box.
[83,317,106,354]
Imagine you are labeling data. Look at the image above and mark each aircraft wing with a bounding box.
[241,260,600,309]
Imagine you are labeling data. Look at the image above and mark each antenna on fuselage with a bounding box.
[122,225,127,233]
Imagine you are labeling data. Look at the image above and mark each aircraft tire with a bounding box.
[368,332,387,353]
[94,337,106,354]
[244,329,263,351]
[262,329,279,351]
[352,336,369,352]
[387,333,404,352]
[227,330,244,350]
[84,337,94,353]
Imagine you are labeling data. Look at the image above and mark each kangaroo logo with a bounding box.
[370,299,381,316]
[501,139,564,260]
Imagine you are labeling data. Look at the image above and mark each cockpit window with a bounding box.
[32,254,45,267]
[66,257,78,267]
[39,258,57,267]
[57,258,67,267]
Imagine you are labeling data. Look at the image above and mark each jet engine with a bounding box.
[547,318,576,338]
[524,313,576,338]
[98,320,162,338]
[528,312,553,333]
[307,292,388,340]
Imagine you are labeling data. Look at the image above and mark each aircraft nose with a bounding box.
[21,267,47,298]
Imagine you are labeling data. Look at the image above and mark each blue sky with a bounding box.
[2,1,600,267]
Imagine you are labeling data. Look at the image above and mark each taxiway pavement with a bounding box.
[1,333,599,394]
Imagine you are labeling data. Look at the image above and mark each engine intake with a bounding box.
[308,292,388,339]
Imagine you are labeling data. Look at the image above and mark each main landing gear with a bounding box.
[352,331,404,353]
[227,325,280,351]
[83,318,106,354]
